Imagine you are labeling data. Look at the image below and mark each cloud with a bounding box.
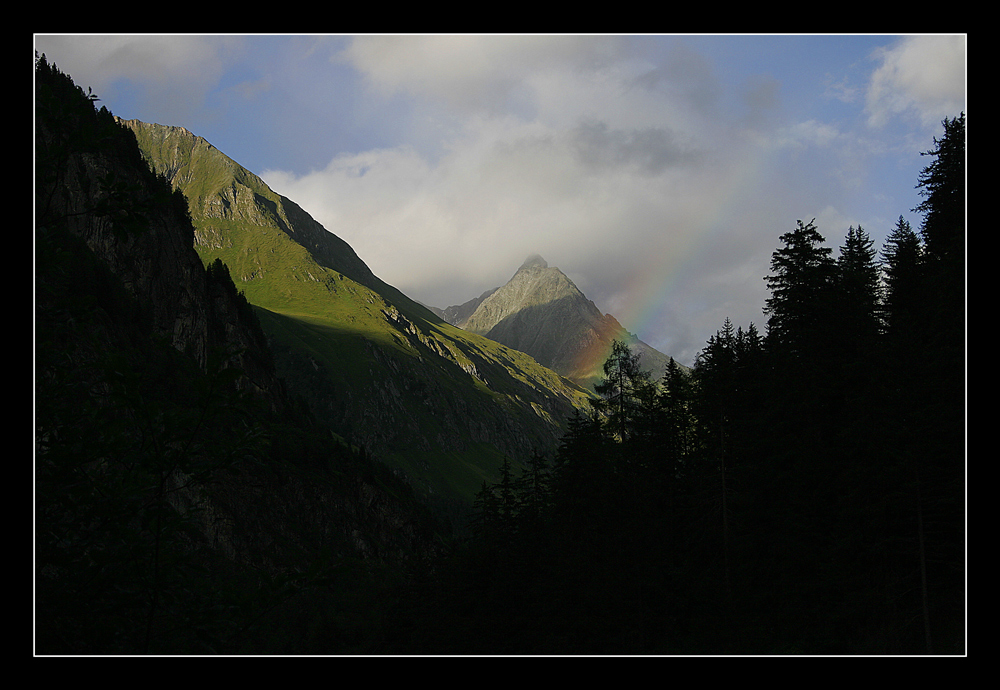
[865,35,966,129]
[228,78,271,101]
[38,35,937,366]
[822,74,859,105]
[259,36,816,364]
[633,41,721,115]
[34,34,243,123]
[570,120,699,176]
[262,102,767,369]
[787,119,843,149]
[336,35,628,114]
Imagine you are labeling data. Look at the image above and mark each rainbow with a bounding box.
[584,140,777,372]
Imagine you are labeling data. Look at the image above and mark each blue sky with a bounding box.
[34,34,966,366]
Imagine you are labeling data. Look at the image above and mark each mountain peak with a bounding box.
[459,254,675,390]
[519,254,548,270]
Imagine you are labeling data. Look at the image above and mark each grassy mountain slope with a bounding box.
[120,119,593,508]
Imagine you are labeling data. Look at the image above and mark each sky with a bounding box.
[34,34,967,366]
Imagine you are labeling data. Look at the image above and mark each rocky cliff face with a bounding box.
[36,105,285,409]
[432,287,499,326]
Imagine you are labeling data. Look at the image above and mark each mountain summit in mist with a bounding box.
[439,255,675,391]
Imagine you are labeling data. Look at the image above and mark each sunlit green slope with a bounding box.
[121,118,593,506]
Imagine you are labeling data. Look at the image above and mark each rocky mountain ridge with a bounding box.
[117,117,385,297]
[441,254,675,391]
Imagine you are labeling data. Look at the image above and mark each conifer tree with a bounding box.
[592,340,652,443]
[659,357,695,475]
[827,225,883,413]
[513,451,551,528]
[880,216,924,339]
[915,113,965,269]
[496,455,517,537]
[550,406,612,538]
[763,219,836,360]
[907,115,966,653]
[692,318,766,480]
[471,480,501,541]
[693,319,739,449]
[836,226,881,341]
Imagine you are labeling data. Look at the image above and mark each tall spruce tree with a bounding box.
[763,219,836,361]
[915,113,965,269]
[908,114,966,654]
[880,216,924,339]
[658,357,695,477]
[835,226,881,345]
[827,225,883,416]
[693,319,738,457]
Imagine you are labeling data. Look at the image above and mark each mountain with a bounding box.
[443,254,675,392]
[117,118,594,511]
[424,287,498,326]
[35,56,441,653]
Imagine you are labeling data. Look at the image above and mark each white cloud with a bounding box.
[34,34,243,122]
[263,103,773,369]
[865,35,966,129]
[788,119,843,148]
[38,35,224,88]
[257,36,825,364]
[38,34,937,365]
[336,35,628,114]
[822,74,859,105]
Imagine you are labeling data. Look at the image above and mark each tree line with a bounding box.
[395,114,965,655]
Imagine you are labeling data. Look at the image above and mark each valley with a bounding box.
[36,54,964,655]
[118,118,598,508]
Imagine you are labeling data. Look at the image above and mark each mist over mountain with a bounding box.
[439,253,677,392]
[424,287,498,327]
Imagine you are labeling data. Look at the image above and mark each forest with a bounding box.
[390,114,966,654]
[34,52,964,655]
